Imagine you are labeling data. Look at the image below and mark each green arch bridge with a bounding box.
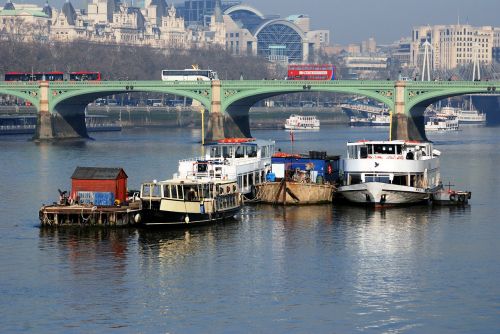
[0,79,499,142]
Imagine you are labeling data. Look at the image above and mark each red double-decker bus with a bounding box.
[287,64,335,80]
[69,71,101,81]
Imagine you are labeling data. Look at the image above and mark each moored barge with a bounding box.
[38,167,142,226]
[255,151,340,205]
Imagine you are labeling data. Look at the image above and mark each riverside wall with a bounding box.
[0,106,349,129]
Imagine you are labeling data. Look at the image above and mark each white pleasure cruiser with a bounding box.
[284,114,320,130]
[178,138,275,197]
[337,140,441,205]
[439,102,486,124]
[425,115,459,131]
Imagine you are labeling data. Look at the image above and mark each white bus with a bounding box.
[161,69,218,81]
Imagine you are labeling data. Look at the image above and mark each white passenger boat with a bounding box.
[438,100,486,124]
[350,114,390,127]
[140,177,241,226]
[456,107,486,124]
[349,116,372,126]
[337,140,441,205]
[284,114,320,130]
[370,114,390,126]
[178,138,275,197]
[425,115,459,131]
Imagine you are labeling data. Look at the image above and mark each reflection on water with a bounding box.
[2,125,500,332]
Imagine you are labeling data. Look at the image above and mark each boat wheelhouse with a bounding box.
[178,138,275,197]
[337,140,441,205]
[284,115,320,130]
[140,178,241,226]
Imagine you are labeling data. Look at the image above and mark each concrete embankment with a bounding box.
[0,105,349,129]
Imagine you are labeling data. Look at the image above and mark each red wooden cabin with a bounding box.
[70,167,128,203]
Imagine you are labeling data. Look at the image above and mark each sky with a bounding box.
[21,0,500,44]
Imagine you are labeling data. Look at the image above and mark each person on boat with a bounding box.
[406,150,414,160]
[187,187,197,201]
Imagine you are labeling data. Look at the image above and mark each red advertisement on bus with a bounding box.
[287,64,335,80]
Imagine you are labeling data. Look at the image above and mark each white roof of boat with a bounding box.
[145,177,237,185]
[205,138,274,146]
[347,140,430,146]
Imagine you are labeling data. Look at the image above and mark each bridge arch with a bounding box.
[219,81,396,138]
[44,81,212,139]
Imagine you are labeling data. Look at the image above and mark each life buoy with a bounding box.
[217,138,255,144]
[449,194,457,202]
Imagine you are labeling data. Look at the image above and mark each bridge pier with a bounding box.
[205,80,252,142]
[390,81,428,142]
[33,82,89,141]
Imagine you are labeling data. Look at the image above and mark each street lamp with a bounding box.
[200,107,205,145]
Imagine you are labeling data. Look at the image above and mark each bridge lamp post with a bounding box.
[200,107,205,145]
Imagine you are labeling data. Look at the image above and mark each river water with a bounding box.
[1,125,499,333]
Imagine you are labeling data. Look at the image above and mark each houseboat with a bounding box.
[337,140,441,205]
[139,177,241,226]
[178,138,275,198]
[284,114,320,130]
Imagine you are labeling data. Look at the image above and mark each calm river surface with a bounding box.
[1,124,499,333]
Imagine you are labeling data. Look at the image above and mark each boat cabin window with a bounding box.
[365,174,391,183]
[170,184,183,198]
[262,145,268,158]
[372,144,395,155]
[349,173,362,185]
[163,185,170,198]
[222,146,233,158]
[235,146,245,158]
[197,163,208,173]
[210,146,221,158]
[348,146,357,159]
[184,185,198,201]
[199,184,211,198]
[360,146,368,159]
[247,146,257,157]
[142,183,161,197]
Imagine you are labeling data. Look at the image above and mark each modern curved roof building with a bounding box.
[252,19,307,63]
[222,3,323,63]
